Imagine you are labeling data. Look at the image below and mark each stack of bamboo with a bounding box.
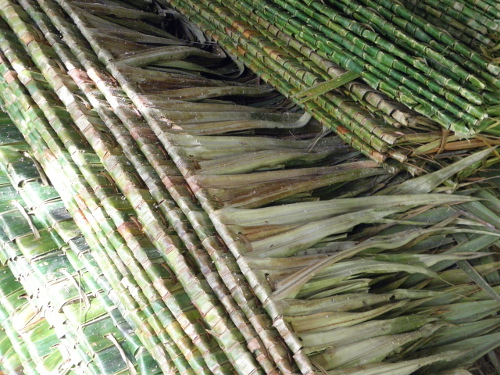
[0,0,498,374]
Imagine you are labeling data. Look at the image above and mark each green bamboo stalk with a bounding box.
[365,8,500,94]
[210,16,408,161]
[464,0,500,12]
[408,2,493,47]
[227,2,422,132]
[205,0,416,137]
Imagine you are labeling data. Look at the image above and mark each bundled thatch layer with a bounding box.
[0,1,498,375]
[156,0,500,169]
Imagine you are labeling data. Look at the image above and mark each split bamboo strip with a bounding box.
[0,190,92,375]
[0,1,264,373]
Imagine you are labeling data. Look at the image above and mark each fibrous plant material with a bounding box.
[154,0,500,166]
[0,0,498,375]
[0,113,162,374]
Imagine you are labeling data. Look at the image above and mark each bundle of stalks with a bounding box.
[0,117,164,374]
[405,0,500,52]
[153,0,500,167]
[0,0,498,375]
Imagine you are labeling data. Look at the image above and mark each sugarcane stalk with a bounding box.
[162,0,390,162]
[28,2,500,375]
[296,0,491,102]
[53,2,316,374]
[335,0,488,88]
[76,3,500,375]
[365,0,500,78]
[0,135,162,374]
[416,0,489,37]
[0,49,181,374]
[432,0,499,32]
[262,3,476,133]
[0,4,229,374]
[0,0,274,369]
[38,1,299,372]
